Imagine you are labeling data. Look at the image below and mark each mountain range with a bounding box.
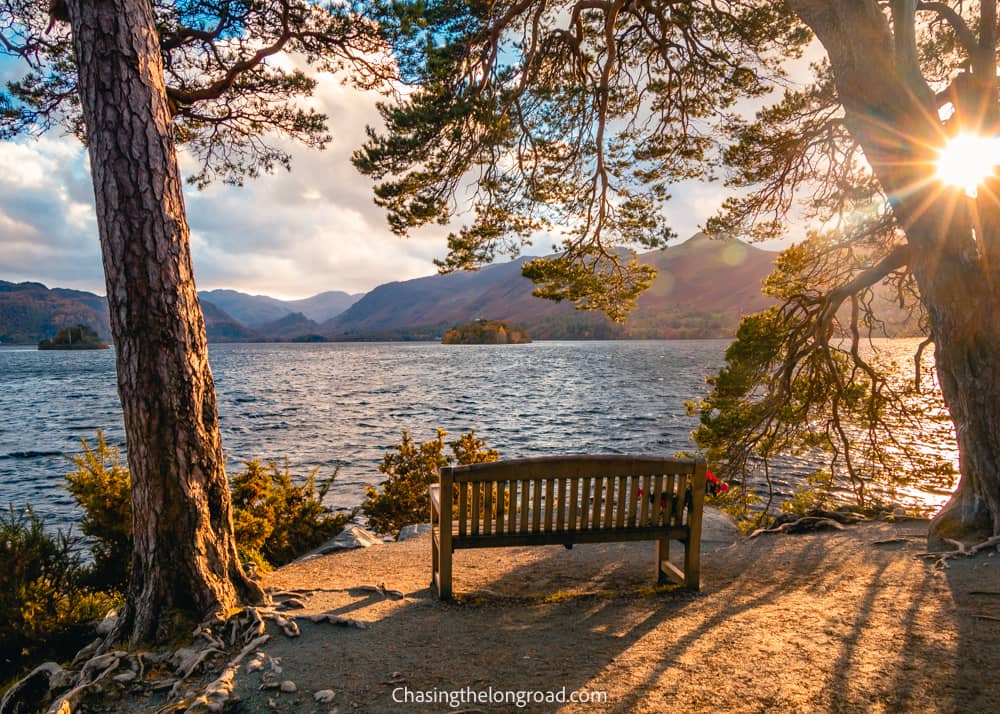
[0,234,786,345]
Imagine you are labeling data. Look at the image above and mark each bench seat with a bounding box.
[429,455,706,599]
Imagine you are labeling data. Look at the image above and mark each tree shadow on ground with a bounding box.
[247,522,996,712]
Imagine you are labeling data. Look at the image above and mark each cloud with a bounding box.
[0,58,792,299]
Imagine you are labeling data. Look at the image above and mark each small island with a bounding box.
[38,324,109,350]
[442,319,532,345]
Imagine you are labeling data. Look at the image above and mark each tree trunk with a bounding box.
[64,0,263,646]
[788,0,1000,545]
[911,229,1000,546]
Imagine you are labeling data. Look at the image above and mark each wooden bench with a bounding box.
[429,455,706,600]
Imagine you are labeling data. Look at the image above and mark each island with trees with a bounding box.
[442,319,532,345]
[38,325,109,350]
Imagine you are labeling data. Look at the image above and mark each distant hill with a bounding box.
[254,312,322,340]
[0,281,260,344]
[198,288,362,328]
[3,234,921,345]
[323,234,779,340]
[200,300,262,341]
[285,291,363,323]
[0,281,112,344]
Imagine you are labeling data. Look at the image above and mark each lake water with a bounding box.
[0,339,957,531]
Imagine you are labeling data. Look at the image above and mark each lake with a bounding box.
[0,339,956,531]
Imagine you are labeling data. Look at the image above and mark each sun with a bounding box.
[936,133,1000,196]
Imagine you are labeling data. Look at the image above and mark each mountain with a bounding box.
[284,291,363,323]
[0,281,112,344]
[0,281,260,344]
[197,289,297,327]
[198,288,362,328]
[254,312,322,340]
[200,300,262,341]
[323,234,779,340]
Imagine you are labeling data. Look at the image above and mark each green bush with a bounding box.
[230,459,353,569]
[65,431,132,588]
[781,469,835,516]
[362,429,499,536]
[0,506,117,683]
[64,434,352,576]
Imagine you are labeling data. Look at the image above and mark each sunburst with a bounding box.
[935,133,1000,197]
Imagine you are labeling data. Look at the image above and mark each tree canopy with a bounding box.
[359,0,1000,540]
[1,0,394,186]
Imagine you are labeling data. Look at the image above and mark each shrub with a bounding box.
[230,459,353,569]
[65,434,351,575]
[65,431,132,588]
[362,429,499,536]
[0,506,117,683]
[781,469,835,516]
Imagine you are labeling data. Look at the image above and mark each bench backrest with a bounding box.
[438,456,705,542]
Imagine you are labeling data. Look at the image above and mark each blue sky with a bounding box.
[0,56,769,300]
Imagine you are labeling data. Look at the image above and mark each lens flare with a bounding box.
[935,133,1000,197]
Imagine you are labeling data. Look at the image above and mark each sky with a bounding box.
[0,60,762,301]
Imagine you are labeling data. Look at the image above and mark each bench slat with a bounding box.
[659,474,677,526]
[508,480,519,533]
[639,475,651,526]
[614,475,627,529]
[673,474,687,526]
[457,482,468,537]
[495,480,505,536]
[452,525,690,549]
[543,479,555,532]
[519,480,529,532]
[444,455,703,481]
[651,475,663,526]
[531,479,542,532]
[567,478,579,531]
[604,477,616,529]
[591,476,603,529]
[484,482,494,536]
[471,481,480,536]
[556,478,568,531]
[580,477,591,529]
[627,475,638,526]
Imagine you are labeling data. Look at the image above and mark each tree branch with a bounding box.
[916,2,979,55]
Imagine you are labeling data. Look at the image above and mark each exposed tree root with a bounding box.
[916,535,1000,568]
[750,516,846,538]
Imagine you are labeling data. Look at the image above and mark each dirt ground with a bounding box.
[198,516,1000,713]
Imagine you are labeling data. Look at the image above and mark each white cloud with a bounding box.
[0,62,795,299]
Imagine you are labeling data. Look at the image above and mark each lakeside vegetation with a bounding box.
[442,319,532,345]
[1,433,351,685]
[38,325,108,350]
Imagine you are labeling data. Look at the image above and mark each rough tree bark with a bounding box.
[64,0,263,645]
[789,0,1000,545]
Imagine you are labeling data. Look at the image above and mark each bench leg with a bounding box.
[683,535,701,591]
[656,538,670,584]
[438,540,452,600]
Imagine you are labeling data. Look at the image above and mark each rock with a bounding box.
[0,662,71,714]
[96,608,119,636]
[247,653,268,673]
[397,524,431,541]
[280,681,297,693]
[296,527,383,560]
[314,690,337,704]
[701,507,742,544]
